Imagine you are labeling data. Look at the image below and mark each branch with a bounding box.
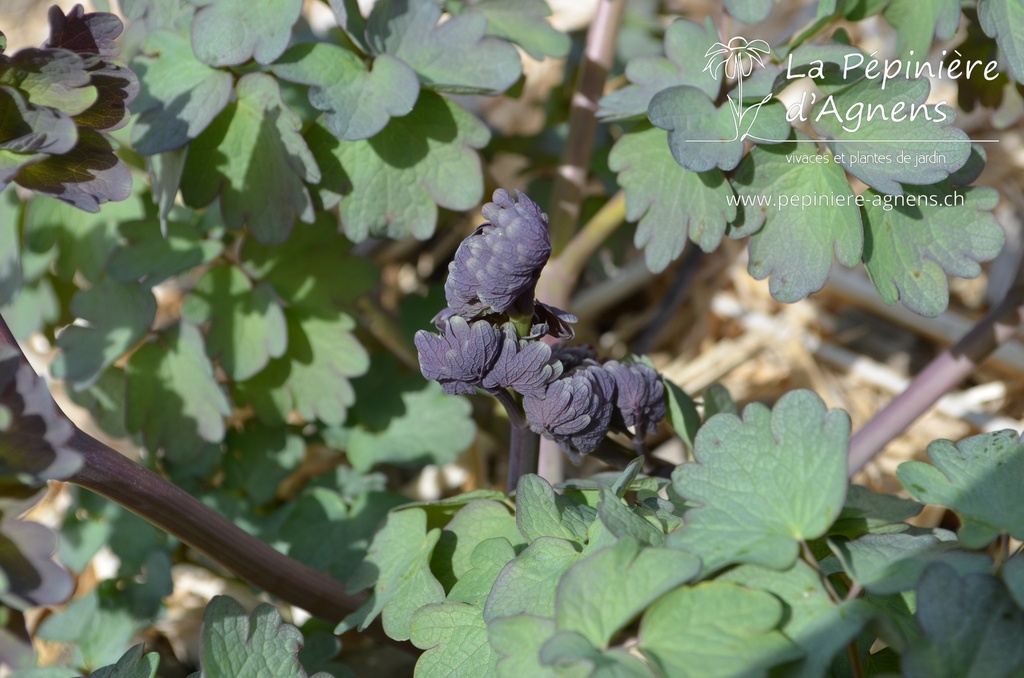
[546,0,625,254]
[847,281,1024,477]
[0,312,367,625]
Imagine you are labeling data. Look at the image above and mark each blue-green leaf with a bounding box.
[190,0,302,66]
[979,0,1024,82]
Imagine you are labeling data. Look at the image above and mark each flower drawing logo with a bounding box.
[703,36,774,141]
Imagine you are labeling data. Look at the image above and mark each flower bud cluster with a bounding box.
[416,189,667,460]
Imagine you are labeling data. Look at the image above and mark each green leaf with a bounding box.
[649,86,789,172]
[411,602,500,678]
[668,390,849,575]
[608,126,735,272]
[91,644,159,678]
[861,182,1003,317]
[367,0,522,94]
[484,537,582,621]
[181,72,320,245]
[306,90,489,241]
[540,632,656,677]
[190,0,302,66]
[198,596,326,677]
[432,499,523,590]
[0,194,22,306]
[902,565,1024,678]
[35,589,137,668]
[723,0,779,22]
[638,581,802,677]
[447,538,517,607]
[240,214,377,314]
[343,377,475,471]
[701,382,737,419]
[883,0,960,59]
[341,508,445,641]
[454,0,570,61]
[556,537,700,648]
[130,30,234,154]
[106,219,224,288]
[52,280,155,387]
[729,137,863,303]
[1003,553,1024,609]
[181,265,288,381]
[235,311,368,427]
[716,561,873,678]
[897,430,1024,547]
[812,78,971,195]
[125,321,231,461]
[516,474,596,545]
[662,376,701,448]
[979,0,1024,82]
[598,18,719,121]
[831,484,923,538]
[272,43,419,142]
[595,487,664,547]
[829,532,993,595]
[222,425,305,506]
[65,367,128,439]
[489,615,580,678]
[0,85,77,157]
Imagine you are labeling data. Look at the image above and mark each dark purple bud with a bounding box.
[415,316,502,395]
[482,325,563,397]
[523,364,616,459]
[445,189,552,318]
[551,345,599,371]
[528,302,578,340]
[604,360,667,436]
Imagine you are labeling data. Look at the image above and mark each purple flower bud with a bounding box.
[551,345,599,371]
[604,360,667,436]
[523,364,616,459]
[415,316,502,395]
[482,325,563,397]
[445,189,552,318]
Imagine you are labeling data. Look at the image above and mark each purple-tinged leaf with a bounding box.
[524,364,616,458]
[44,4,124,58]
[415,316,502,395]
[482,325,562,397]
[0,85,77,155]
[604,359,667,436]
[0,520,74,609]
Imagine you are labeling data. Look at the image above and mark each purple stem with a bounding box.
[847,283,1024,477]
[0,313,369,626]
[506,424,540,491]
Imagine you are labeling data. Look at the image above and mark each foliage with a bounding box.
[0,0,1022,676]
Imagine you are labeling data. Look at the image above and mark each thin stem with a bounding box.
[547,0,626,253]
[847,282,1024,477]
[801,540,842,603]
[506,425,540,491]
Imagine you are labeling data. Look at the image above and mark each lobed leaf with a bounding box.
[812,78,971,195]
[447,538,518,607]
[453,0,570,61]
[432,499,522,590]
[668,390,849,575]
[190,0,303,67]
[307,90,489,242]
[598,18,720,121]
[897,430,1024,547]
[366,0,522,94]
[411,602,501,677]
[638,581,801,677]
[181,265,288,382]
[106,219,224,288]
[125,321,231,463]
[91,644,159,678]
[979,0,1024,82]
[52,279,156,388]
[883,0,961,59]
[861,182,1003,317]
[272,43,419,142]
[130,30,234,154]
[181,72,320,245]
[0,520,75,610]
[608,126,735,272]
[722,0,779,23]
[729,137,863,303]
[484,537,582,622]
[488,615,576,678]
[197,596,330,677]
